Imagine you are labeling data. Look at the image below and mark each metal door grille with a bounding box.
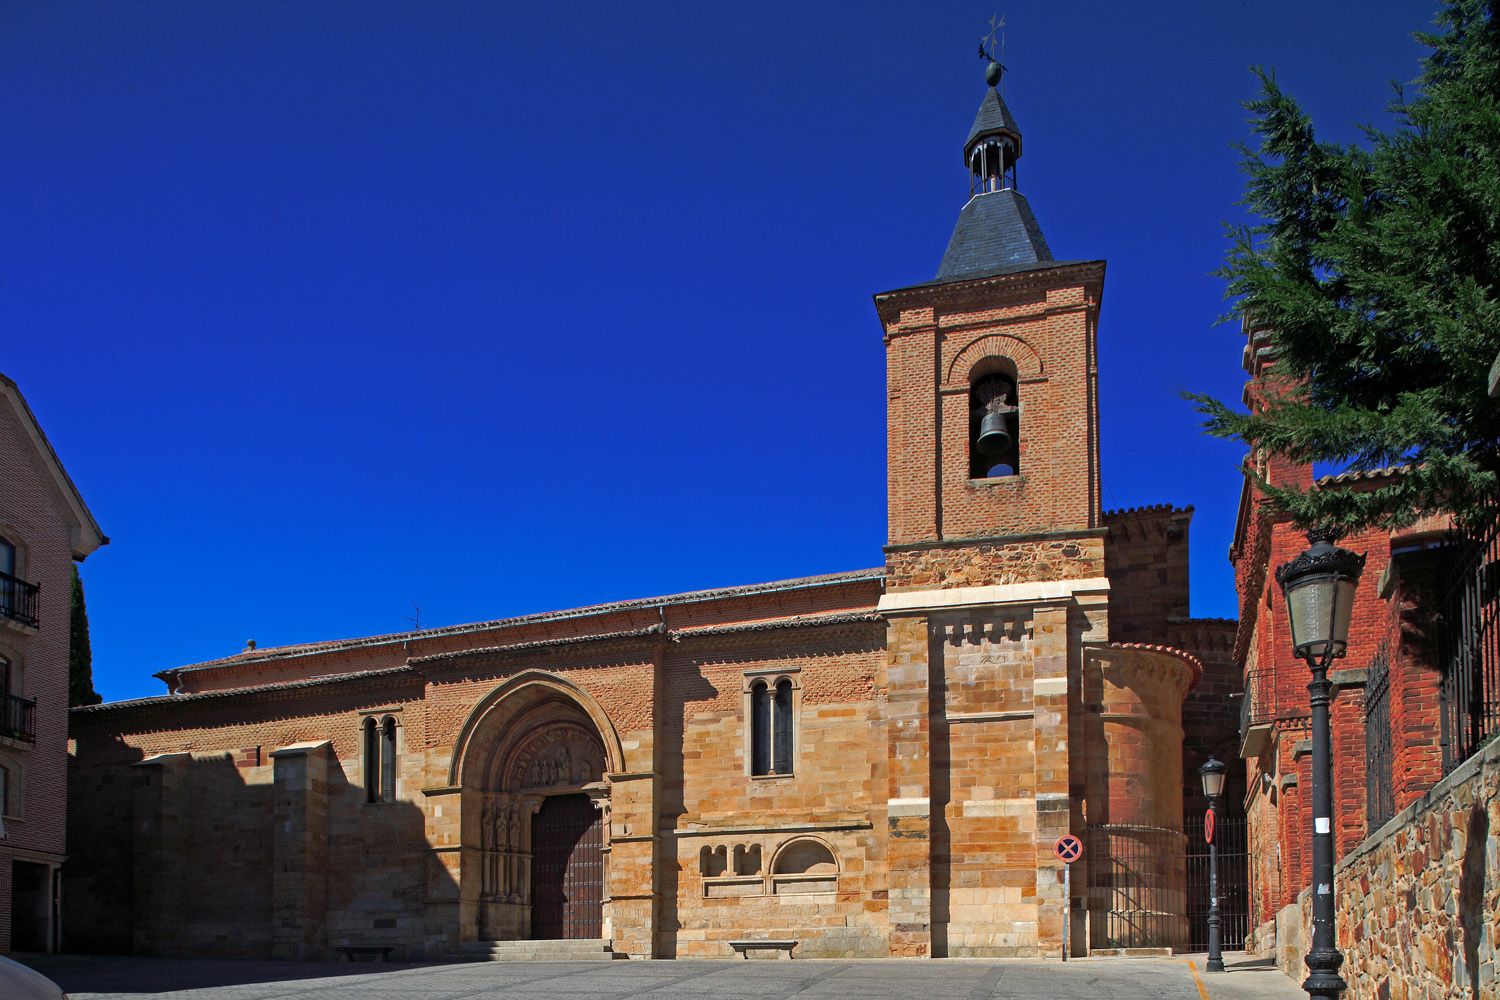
[1185,814,1249,952]
[530,793,603,940]
[1086,824,1185,950]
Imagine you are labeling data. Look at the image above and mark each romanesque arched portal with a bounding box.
[455,677,615,943]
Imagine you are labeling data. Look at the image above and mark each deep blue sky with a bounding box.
[3,2,1434,701]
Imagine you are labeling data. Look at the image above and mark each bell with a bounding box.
[976,410,1013,457]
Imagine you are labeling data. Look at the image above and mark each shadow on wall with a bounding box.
[1459,799,1489,998]
[652,658,718,959]
[65,725,455,962]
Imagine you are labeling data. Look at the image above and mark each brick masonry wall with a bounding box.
[0,392,89,952]
[878,264,1105,550]
[1233,334,1454,955]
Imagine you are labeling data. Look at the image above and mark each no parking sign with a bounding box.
[1055,834,1082,961]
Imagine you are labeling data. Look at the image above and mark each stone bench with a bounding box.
[728,939,798,959]
[335,945,395,962]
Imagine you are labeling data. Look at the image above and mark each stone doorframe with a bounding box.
[449,672,625,943]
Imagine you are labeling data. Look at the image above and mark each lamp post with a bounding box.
[1275,528,1366,1000]
[1199,756,1227,973]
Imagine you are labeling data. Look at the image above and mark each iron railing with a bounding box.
[1086,824,1186,951]
[1364,640,1395,829]
[1437,505,1500,774]
[0,571,40,628]
[1185,812,1249,953]
[1239,668,1279,756]
[1,694,36,743]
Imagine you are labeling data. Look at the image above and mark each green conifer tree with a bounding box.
[1188,0,1500,532]
[70,565,101,707]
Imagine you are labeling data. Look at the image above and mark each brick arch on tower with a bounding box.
[945,331,1044,387]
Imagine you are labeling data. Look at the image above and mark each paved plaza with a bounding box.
[24,953,1304,1000]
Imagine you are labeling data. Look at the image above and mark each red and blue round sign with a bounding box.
[1054,834,1083,863]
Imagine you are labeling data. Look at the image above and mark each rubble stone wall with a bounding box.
[1295,738,1500,999]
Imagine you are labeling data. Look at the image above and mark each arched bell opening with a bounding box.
[454,677,617,944]
[968,357,1020,479]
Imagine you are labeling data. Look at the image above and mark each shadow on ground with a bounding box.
[21,953,445,993]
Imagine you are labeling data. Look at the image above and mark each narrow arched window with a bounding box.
[751,681,771,776]
[970,370,1020,478]
[380,717,397,802]
[362,717,379,804]
[773,679,794,775]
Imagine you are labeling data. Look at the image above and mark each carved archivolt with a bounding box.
[503,722,605,791]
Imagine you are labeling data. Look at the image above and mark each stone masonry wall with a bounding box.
[662,621,889,959]
[1298,738,1500,1000]
[886,534,1104,592]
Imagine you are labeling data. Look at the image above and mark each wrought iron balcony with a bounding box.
[1239,669,1278,758]
[0,571,40,628]
[1,694,36,743]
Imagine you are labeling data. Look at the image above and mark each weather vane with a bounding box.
[978,13,1007,90]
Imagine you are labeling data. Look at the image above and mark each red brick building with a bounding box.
[1230,319,1474,983]
[0,373,107,954]
[65,74,1238,962]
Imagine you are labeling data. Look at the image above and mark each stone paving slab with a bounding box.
[23,953,1305,1000]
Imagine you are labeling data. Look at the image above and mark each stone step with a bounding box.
[457,939,621,961]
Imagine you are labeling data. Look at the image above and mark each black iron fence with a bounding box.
[1437,505,1500,774]
[1,694,36,743]
[1364,640,1396,828]
[0,571,40,628]
[1086,824,1186,951]
[1185,812,1248,953]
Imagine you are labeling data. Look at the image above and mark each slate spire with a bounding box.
[935,63,1053,283]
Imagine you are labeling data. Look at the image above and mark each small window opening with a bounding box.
[751,681,771,776]
[773,679,794,775]
[0,764,10,816]
[380,717,397,802]
[362,717,379,804]
[750,677,796,777]
[970,372,1019,478]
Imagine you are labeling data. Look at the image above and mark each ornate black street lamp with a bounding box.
[1275,529,1366,1000]
[1199,756,1227,973]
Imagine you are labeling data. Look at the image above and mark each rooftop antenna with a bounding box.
[404,602,421,630]
[979,13,1007,91]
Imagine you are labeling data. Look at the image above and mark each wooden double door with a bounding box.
[529,793,603,939]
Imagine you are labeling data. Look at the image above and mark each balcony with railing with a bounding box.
[1239,668,1279,758]
[0,693,36,743]
[0,571,40,628]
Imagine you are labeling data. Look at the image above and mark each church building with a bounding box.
[66,68,1237,962]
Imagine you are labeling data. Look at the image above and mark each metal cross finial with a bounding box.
[979,13,1007,90]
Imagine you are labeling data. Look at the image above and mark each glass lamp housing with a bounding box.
[1199,757,1227,798]
[1275,531,1367,661]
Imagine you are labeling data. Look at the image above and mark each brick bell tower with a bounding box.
[872,61,1160,960]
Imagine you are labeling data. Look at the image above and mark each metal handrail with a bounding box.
[0,571,40,628]
[0,693,36,742]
